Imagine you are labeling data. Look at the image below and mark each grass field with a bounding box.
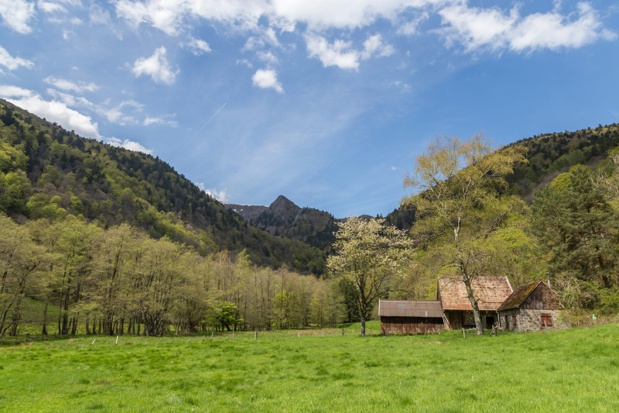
[1,322,618,412]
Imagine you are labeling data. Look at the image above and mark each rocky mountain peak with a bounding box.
[269,195,300,216]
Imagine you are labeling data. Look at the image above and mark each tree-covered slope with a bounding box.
[0,99,325,274]
[507,124,619,199]
[386,123,619,228]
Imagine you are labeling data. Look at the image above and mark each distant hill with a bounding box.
[0,99,325,275]
[228,195,337,250]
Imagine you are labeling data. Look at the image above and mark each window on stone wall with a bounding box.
[541,313,553,328]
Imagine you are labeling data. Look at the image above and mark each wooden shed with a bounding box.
[378,300,444,335]
[498,281,562,332]
[438,276,513,330]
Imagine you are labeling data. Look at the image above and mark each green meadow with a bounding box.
[1,322,618,413]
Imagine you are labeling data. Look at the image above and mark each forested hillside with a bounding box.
[386,124,619,229]
[507,124,619,199]
[0,99,325,274]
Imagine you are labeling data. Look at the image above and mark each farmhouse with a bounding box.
[438,276,513,330]
[498,280,562,332]
[378,277,563,334]
[378,300,444,335]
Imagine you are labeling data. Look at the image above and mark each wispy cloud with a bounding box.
[44,76,99,93]
[0,46,34,71]
[305,33,394,70]
[183,36,212,55]
[144,115,177,127]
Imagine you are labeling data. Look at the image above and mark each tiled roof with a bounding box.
[378,300,444,318]
[498,281,544,311]
[438,276,513,311]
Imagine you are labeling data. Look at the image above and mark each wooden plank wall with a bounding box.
[380,316,444,335]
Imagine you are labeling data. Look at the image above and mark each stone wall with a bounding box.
[500,309,565,332]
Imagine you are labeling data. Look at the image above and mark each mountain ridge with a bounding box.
[227,195,337,250]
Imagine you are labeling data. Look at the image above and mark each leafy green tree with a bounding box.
[327,217,411,336]
[0,214,47,338]
[404,135,527,335]
[209,302,242,331]
[532,164,619,309]
[310,279,346,327]
[91,224,140,335]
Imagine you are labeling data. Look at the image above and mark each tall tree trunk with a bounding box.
[458,257,483,335]
[455,224,483,335]
[41,301,48,336]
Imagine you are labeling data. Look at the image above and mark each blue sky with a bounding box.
[1,0,618,218]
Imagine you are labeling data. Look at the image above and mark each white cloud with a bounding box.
[144,115,177,127]
[305,35,359,70]
[361,34,395,59]
[0,45,34,71]
[0,0,35,34]
[8,93,101,139]
[183,36,211,55]
[306,33,394,70]
[113,0,443,36]
[397,11,430,36]
[105,137,153,154]
[252,69,284,93]
[44,76,99,93]
[271,0,439,30]
[196,182,229,203]
[114,0,268,36]
[509,3,616,52]
[38,1,67,14]
[438,1,616,53]
[0,84,34,98]
[438,3,517,52]
[99,100,142,125]
[132,47,178,85]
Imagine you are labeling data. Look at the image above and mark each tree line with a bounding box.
[0,214,347,339]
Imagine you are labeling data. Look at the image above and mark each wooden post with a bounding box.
[115,335,119,345]
[462,328,466,339]
[342,329,345,336]
[211,332,214,341]
[254,331,258,340]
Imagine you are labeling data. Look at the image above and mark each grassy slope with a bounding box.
[1,322,618,412]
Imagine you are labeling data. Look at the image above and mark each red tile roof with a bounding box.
[438,276,513,311]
